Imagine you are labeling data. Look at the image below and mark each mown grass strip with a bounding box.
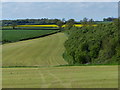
[2,64,119,68]
[2,65,118,88]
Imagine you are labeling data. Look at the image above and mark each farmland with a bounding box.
[16,24,87,27]
[2,24,97,29]
[2,30,59,43]
[3,33,68,66]
[16,24,83,27]
[2,65,118,88]
[2,18,119,88]
[1,1,119,88]
[2,32,118,88]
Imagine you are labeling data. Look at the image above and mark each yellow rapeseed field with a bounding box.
[17,24,97,27]
[3,24,97,28]
[75,24,83,27]
[62,24,97,27]
[17,25,62,27]
[62,24,83,27]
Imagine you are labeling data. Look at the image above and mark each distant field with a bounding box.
[17,24,97,27]
[2,30,58,43]
[17,24,84,27]
[2,24,97,29]
[2,25,59,30]
[2,65,118,88]
[3,33,68,66]
[17,25,59,28]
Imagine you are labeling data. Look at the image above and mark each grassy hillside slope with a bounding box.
[3,33,68,66]
[3,65,118,88]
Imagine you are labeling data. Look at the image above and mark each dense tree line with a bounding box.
[1,17,115,27]
[1,18,66,26]
[1,18,108,27]
[1,18,97,30]
[63,18,120,65]
[103,17,117,22]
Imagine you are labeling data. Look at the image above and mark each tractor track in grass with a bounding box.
[47,70,66,88]
[38,68,66,88]
[38,70,47,88]
[2,66,118,88]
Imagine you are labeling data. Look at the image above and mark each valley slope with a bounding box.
[3,33,68,66]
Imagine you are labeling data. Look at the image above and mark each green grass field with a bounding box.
[3,33,68,66]
[2,32,118,88]
[2,30,58,43]
[2,65,118,88]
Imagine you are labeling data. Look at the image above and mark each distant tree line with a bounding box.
[1,17,115,27]
[103,17,117,22]
[1,17,117,31]
[1,17,96,30]
[2,18,65,26]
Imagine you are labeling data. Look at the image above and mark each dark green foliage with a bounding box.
[65,19,75,29]
[12,20,17,29]
[1,17,113,27]
[103,17,117,22]
[80,17,88,26]
[64,21,120,65]
[2,18,64,26]
[56,20,64,30]
[80,18,95,26]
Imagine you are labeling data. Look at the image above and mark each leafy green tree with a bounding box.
[53,19,60,24]
[56,20,64,31]
[88,19,94,26]
[81,17,88,26]
[103,17,116,22]
[62,18,66,23]
[12,21,17,29]
[66,19,75,29]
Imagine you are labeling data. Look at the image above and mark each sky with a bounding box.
[1,0,120,2]
[2,2,118,21]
